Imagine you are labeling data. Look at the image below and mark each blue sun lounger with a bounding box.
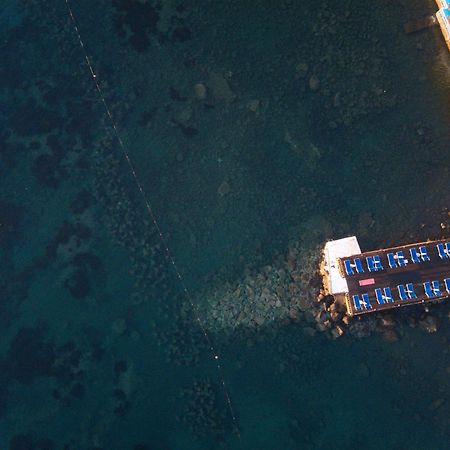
[410,246,430,263]
[396,250,407,266]
[397,284,408,301]
[432,280,442,296]
[423,281,437,298]
[375,288,385,304]
[343,258,364,276]
[361,293,372,310]
[354,258,364,273]
[352,294,362,311]
[366,255,383,272]
[375,287,393,304]
[344,259,354,275]
[388,251,408,268]
[383,287,393,303]
[419,246,430,261]
[387,253,397,269]
[352,293,372,311]
[437,242,450,259]
[410,248,420,263]
[405,283,417,299]
[445,278,450,294]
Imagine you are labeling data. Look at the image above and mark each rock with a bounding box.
[309,75,320,91]
[289,308,299,321]
[407,316,417,328]
[207,72,236,103]
[112,318,127,335]
[254,316,265,326]
[378,315,396,328]
[173,107,192,126]
[342,315,351,325]
[428,398,445,411]
[303,327,316,337]
[419,315,439,333]
[330,311,343,322]
[194,83,207,100]
[295,62,308,77]
[331,325,344,339]
[247,99,260,112]
[382,329,399,343]
[217,181,231,197]
[298,295,312,311]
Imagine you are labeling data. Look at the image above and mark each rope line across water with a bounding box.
[64,0,242,445]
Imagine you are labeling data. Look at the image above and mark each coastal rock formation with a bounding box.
[198,240,322,333]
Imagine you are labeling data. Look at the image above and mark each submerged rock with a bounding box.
[217,181,231,197]
[194,82,207,100]
[309,75,320,91]
[382,329,399,343]
[419,315,439,333]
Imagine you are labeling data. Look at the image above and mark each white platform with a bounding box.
[323,236,361,294]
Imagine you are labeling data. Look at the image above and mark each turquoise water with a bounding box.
[1,0,450,448]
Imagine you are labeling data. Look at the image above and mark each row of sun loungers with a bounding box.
[351,278,450,311]
[342,243,449,276]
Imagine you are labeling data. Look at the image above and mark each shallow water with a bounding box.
[1,0,450,449]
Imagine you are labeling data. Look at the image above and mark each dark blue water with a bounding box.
[1,0,450,449]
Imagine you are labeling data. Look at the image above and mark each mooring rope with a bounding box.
[64,0,242,445]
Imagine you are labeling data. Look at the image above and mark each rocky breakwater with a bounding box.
[316,284,446,342]
[199,240,325,335]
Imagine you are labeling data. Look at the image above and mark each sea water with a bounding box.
[1,0,449,449]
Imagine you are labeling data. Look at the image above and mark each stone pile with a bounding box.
[199,241,323,334]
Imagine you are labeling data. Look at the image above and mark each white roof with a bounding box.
[323,236,361,294]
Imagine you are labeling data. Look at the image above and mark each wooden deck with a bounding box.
[339,240,450,316]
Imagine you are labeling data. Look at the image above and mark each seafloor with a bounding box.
[1,0,450,449]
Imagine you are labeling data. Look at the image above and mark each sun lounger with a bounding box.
[431,280,442,296]
[383,287,393,303]
[437,242,450,259]
[366,256,375,272]
[397,284,408,301]
[361,293,372,309]
[387,253,397,269]
[418,246,430,261]
[366,255,383,272]
[445,278,450,294]
[410,246,430,263]
[396,250,407,266]
[354,258,364,273]
[375,288,385,305]
[410,248,420,263]
[352,294,362,311]
[423,281,434,298]
[406,283,417,299]
[373,255,383,270]
[344,259,353,275]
